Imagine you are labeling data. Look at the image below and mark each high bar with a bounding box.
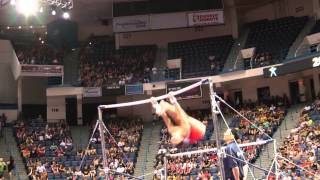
[99,79,208,109]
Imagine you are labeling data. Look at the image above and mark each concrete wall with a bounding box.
[78,21,113,41]
[22,77,47,104]
[239,0,314,24]
[242,3,277,23]
[0,40,17,104]
[285,0,314,17]
[115,7,235,48]
[224,76,290,102]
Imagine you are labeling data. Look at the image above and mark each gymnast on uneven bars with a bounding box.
[150,92,206,145]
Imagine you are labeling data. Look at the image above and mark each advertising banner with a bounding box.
[188,10,224,26]
[83,87,102,97]
[20,65,64,77]
[113,15,150,33]
[166,80,202,100]
[125,84,144,95]
[102,85,125,96]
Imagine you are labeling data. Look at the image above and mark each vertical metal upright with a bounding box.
[163,155,168,180]
[209,78,226,180]
[273,140,279,180]
[98,108,108,179]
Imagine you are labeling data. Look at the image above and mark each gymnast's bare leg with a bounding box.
[151,93,206,145]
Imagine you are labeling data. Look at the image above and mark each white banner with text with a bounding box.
[83,87,102,97]
[113,15,150,33]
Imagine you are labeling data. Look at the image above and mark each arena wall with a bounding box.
[78,21,113,41]
[242,3,277,23]
[224,76,290,102]
[115,8,235,48]
[240,0,314,24]
[0,40,17,104]
[22,77,47,105]
[286,0,314,17]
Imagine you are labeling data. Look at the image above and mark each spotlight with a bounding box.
[30,26,33,28]
[10,0,15,6]
[62,12,70,19]
[39,37,42,41]
[51,6,57,16]
[7,26,10,30]
[39,6,43,13]
[51,10,56,15]
[18,26,22,29]
[16,0,39,17]
[41,40,44,44]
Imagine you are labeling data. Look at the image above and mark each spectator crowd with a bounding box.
[13,116,143,179]
[277,101,320,179]
[16,44,64,65]
[80,37,157,87]
[154,103,286,180]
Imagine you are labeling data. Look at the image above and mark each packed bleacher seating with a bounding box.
[229,104,286,163]
[1,29,64,65]
[15,43,64,65]
[277,101,320,179]
[14,120,73,179]
[14,116,143,180]
[79,36,157,86]
[244,16,308,69]
[168,35,234,78]
[85,117,143,178]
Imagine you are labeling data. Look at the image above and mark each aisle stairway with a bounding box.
[70,126,90,150]
[211,115,231,141]
[286,17,316,59]
[251,104,304,179]
[134,122,162,180]
[63,48,80,85]
[151,48,168,82]
[223,28,249,72]
[0,127,28,179]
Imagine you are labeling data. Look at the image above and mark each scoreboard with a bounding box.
[263,56,320,78]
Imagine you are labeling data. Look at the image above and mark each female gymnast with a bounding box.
[150,92,206,145]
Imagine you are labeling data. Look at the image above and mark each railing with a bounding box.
[10,43,21,80]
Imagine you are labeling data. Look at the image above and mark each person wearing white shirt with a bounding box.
[116,166,125,173]
[158,145,167,154]
[36,164,46,174]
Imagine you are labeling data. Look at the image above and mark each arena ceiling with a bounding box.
[0,0,274,27]
[0,0,133,26]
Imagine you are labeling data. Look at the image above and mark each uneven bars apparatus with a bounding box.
[97,78,279,180]
[97,78,207,179]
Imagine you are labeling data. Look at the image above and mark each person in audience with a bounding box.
[0,158,6,180]
[223,129,246,180]
[7,156,15,179]
[277,101,320,179]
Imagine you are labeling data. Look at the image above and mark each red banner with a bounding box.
[188,10,224,26]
